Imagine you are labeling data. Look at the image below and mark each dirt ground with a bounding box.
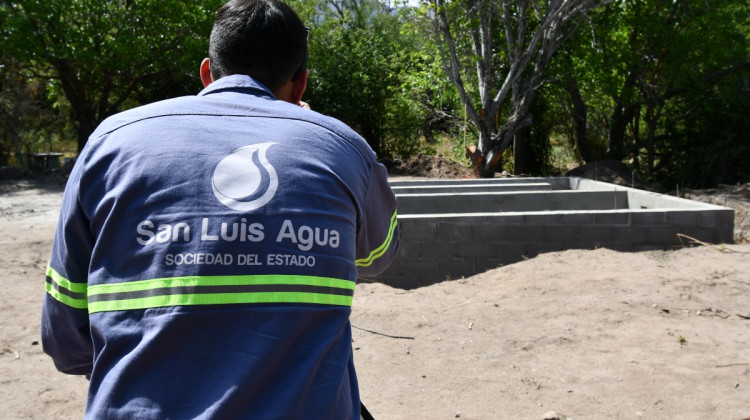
[1,176,749,420]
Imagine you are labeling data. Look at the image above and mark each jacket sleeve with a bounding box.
[354,161,399,277]
[41,165,95,376]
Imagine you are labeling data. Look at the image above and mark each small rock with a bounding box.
[542,410,560,420]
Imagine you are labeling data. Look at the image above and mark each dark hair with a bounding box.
[208,0,308,92]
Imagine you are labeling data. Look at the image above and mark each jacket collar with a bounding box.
[197,74,276,99]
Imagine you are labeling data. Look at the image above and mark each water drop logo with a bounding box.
[212,143,278,212]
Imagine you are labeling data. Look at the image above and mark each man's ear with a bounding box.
[200,58,213,87]
[291,69,309,105]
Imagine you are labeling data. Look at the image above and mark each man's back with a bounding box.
[42,75,398,419]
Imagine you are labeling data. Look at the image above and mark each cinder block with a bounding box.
[647,227,682,245]
[667,211,699,226]
[716,211,735,227]
[543,226,579,242]
[594,212,630,226]
[457,242,494,259]
[436,222,472,241]
[401,259,438,277]
[557,213,595,225]
[506,225,543,241]
[497,214,527,225]
[397,241,422,259]
[399,220,437,241]
[471,223,507,241]
[631,211,667,225]
[697,210,733,227]
[530,213,561,225]
[376,261,402,277]
[579,226,615,242]
[457,215,494,224]
[428,241,457,259]
[697,210,719,227]
[612,227,648,244]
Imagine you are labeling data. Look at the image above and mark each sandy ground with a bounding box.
[1,178,749,420]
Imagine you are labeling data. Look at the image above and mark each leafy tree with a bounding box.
[306,20,398,155]
[2,0,222,152]
[537,0,749,187]
[585,0,749,186]
[664,74,750,187]
[299,0,441,157]
[384,6,464,157]
[428,0,614,177]
[541,9,612,166]
[0,55,73,168]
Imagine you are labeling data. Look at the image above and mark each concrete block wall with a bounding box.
[390,177,572,189]
[371,177,735,289]
[395,190,631,214]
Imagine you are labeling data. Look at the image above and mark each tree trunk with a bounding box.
[55,59,98,153]
[607,65,642,160]
[644,101,663,177]
[513,129,531,175]
[467,120,496,178]
[564,76,593,162]
[76,118,96,153]
[607,101,641,161]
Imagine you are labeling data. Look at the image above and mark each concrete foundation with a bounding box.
[373,177,735,289]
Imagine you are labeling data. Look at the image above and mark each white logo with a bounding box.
[211,143,278,212]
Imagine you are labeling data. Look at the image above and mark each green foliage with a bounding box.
[2,0,222,151]
[539,0,749,187]
[657,74,750,187]
[386,6,464,157]
[1,0,748,186]
[306,21,396,155]
[0,54,75,168]
[302,0,457,158]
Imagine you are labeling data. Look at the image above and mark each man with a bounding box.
[41,1,399,418]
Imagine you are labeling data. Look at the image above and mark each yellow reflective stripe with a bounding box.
[87,274,356,313]
[45,282,88,309]
[88,291,352,313]
[87,274,354,296]
[45,265,88,310]
[356,210,398,268]
[46,266,87,293]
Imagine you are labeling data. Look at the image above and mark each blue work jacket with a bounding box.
[42,75,399,419]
